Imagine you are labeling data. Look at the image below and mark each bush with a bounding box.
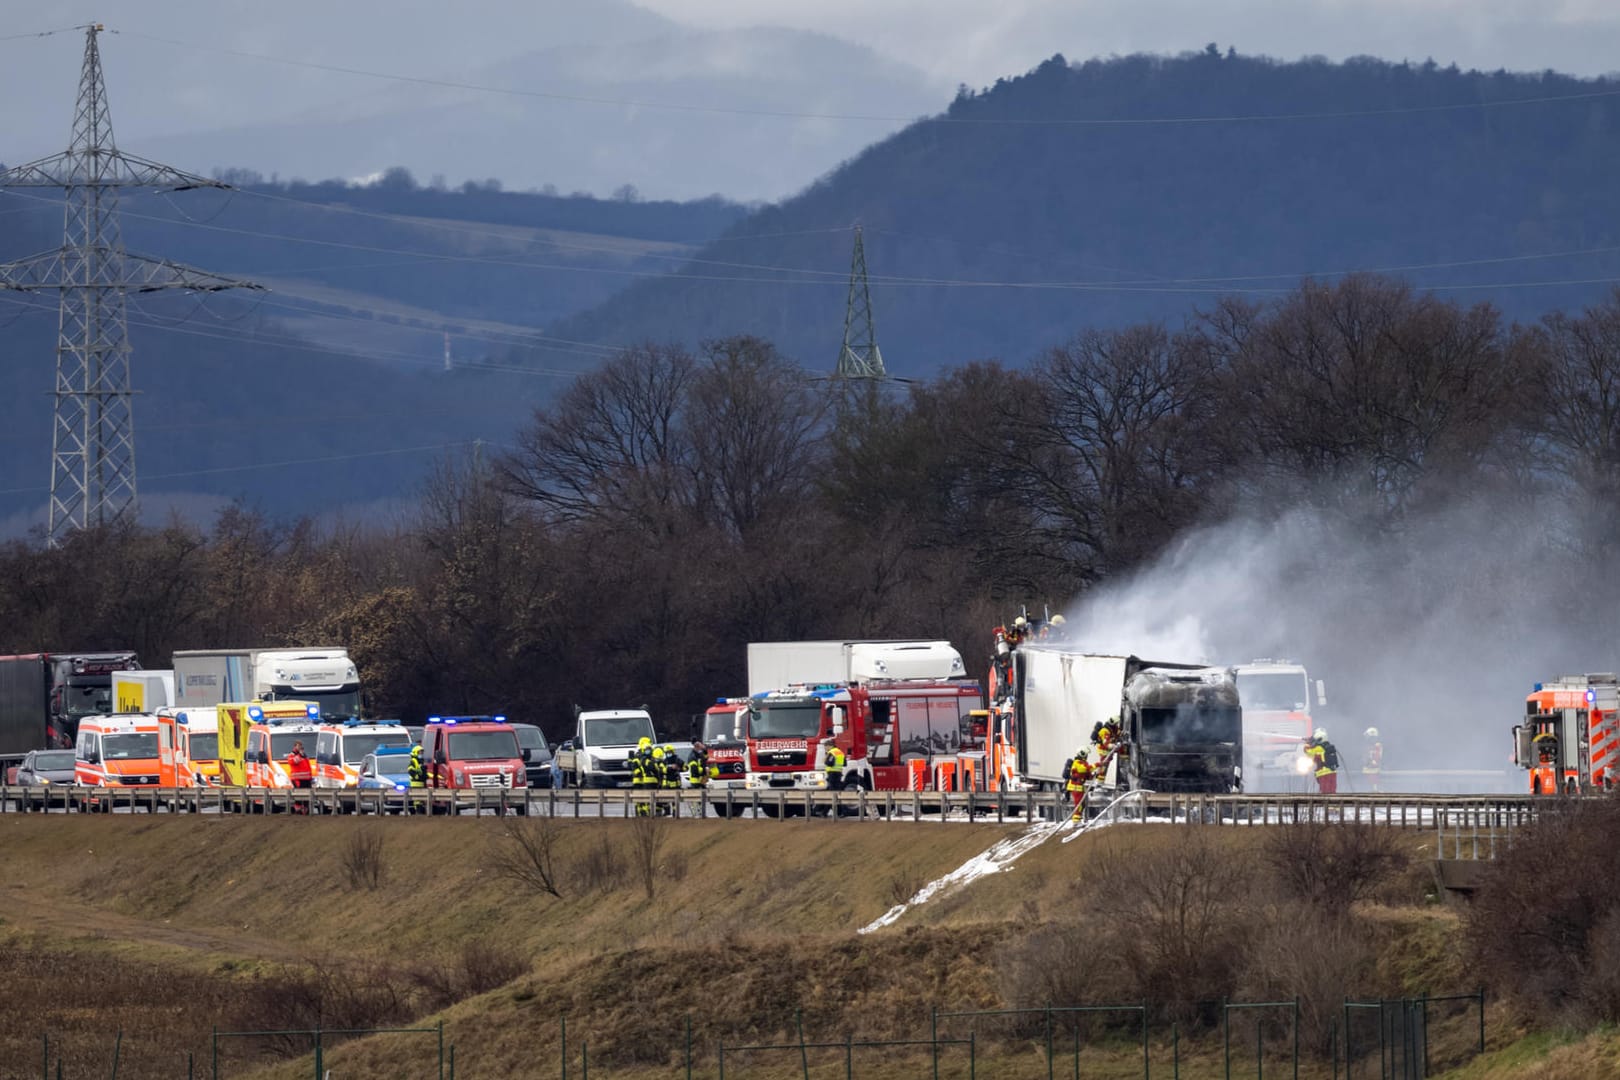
[1466,796,1620,1025]
[342,827,386,891]
[1238,901,1378,1056]
[1260,823,1409,916]
[574,836,627,892]
[490,815,564,898]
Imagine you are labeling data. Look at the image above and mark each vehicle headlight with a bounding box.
[585,754,600,771]
[38,778,48,785]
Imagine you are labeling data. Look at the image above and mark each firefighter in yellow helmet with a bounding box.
[687,741,709,787]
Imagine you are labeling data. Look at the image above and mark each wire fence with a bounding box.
[28,992,1487,1079]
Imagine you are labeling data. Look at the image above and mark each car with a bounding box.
[512,723,553,788]
[8,749,78,810]
[356,748,416,813]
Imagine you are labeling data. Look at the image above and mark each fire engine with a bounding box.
[743,642,986,794]
[1514,674,1618,795]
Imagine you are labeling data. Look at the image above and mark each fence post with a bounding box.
[41,1033,46,1080]
[448,1044,455,1080]
[718,1043,725,1080]
[1142,1004,1150,1080]
[1477,988,1486,1055]
[971,1030,976,1080]
[313,1026,322,1080]
[1046,1003,1054,1080]
[1257,1015,1263,1080]
[1294,995,1300,1080]
[1420,993,1430,1079]
[110,1029,122,1080]
[1224,1001,1231,1080]
[845,1031,853,1080]
[797,1007,809,1080]
[439,1018,446,1080]
[188,1050,194,1080]
[1173,1023,1179,1080]
[582,1041,588,1080]
[931,1007,939,1080]
[1343,999,1351,1080]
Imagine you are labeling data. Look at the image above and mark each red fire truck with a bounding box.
[743,643,986,794]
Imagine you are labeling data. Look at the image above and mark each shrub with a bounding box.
[1466,796,1620,1025]
[490,815,565,898]
[342,826,386,891]
[574,836,627,892]
[1260,823,1409,916]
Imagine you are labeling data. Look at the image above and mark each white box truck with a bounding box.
[172,648,362,718]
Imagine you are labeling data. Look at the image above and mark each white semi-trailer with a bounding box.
[172,648,362,718]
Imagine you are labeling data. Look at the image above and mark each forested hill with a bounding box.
[551,50,1620,374]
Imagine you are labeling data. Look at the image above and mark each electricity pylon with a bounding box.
[833,225,887,379]
[0,24,260,544]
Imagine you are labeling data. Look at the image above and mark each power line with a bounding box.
[109,26,1620,128]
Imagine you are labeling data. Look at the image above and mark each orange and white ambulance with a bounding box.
[157,707,220,787]
[313,719,412,789]
[74,713,162,790]
[216,701,321,787]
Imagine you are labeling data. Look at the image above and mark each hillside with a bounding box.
[0,182,746,528]
[552,50,1620,374]
[0,814,1530,1080]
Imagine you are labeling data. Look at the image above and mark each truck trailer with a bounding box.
[0,651,141,761]
[746,640,966,695]
[173,648,361,717]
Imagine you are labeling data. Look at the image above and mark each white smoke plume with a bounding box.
[1059,498,1618,790]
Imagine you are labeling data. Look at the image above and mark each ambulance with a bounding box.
[216,701,321,787]
[157,707,220,787]
[313,718,412,788]
[74,714,162,790]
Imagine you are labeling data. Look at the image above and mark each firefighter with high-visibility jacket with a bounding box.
[687,742,709,787]
[660,745,681,790]
[630,737,656,815]
[1064,749,1095,819]
[1305,728,1340,794]
[824,743,847,790]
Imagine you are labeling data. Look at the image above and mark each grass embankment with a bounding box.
[0,815,1494,1078]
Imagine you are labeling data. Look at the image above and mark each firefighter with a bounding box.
[630,740,656,815]
[407,744,427,787]
[1092,717,1120,759]
[661,745,681,790]
[1064,749,1094,819]
[687,741,709,788]
[1305,728,1340,794]
[824,742,847,791]
[1530,730,1559,795]
[1361,727,1383,792]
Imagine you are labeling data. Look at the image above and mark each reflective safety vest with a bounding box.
[824,745,846,781]
[1066,758,1093,792]
[661,752,681,789]
[687,755,708,786]
[1307,742,1337,778]
[631,752,656,788]
[407,751,427,787]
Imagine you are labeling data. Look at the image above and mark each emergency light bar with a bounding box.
[428,715,508,725]
[248,706,264,721]
[306,704,320,719]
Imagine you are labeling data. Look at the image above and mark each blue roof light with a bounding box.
[306,704,320,719]
[493,714,507,723]
[247,706,264,720]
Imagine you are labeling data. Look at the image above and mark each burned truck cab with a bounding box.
[1121,667,1244,794]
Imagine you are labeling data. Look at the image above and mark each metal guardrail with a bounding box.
[0,781,1562,825]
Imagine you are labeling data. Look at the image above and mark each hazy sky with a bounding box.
[640,0,1620,83]
[2,0,1617,197]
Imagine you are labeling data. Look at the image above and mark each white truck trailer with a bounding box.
[745,640,966,695]
[172,648,362,717]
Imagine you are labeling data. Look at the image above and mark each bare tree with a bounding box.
[490,815,565,899]
[628,812,668,901]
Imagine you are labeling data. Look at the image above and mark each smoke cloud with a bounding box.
[1059,496,1618,790]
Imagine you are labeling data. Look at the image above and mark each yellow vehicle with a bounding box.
[217,701,320,787]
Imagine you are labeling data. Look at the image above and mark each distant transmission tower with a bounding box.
[0,24,260,544]
[833,225,887,379]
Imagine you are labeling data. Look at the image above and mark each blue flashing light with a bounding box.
[493,714,507,723]
[247,706,264,721]
[715,698,727,704]
[1588,689,1598,704]
[393,783,407,792]
[1534,683,1544,693]
[376,745,413,757]
[343,718,363,728]
[427,716,442,724]
[305,704,320,719]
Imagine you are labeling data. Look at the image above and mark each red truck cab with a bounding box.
[420,715,527,792]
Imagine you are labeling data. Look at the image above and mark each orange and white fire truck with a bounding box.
[1515,674,1618,795]
[74,713,162,790]
[312,718,412,788]
[216,701,321,787]
[157,706,220,787]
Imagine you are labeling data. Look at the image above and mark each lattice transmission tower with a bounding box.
[833,224,888,379]
[0,24,259,544]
